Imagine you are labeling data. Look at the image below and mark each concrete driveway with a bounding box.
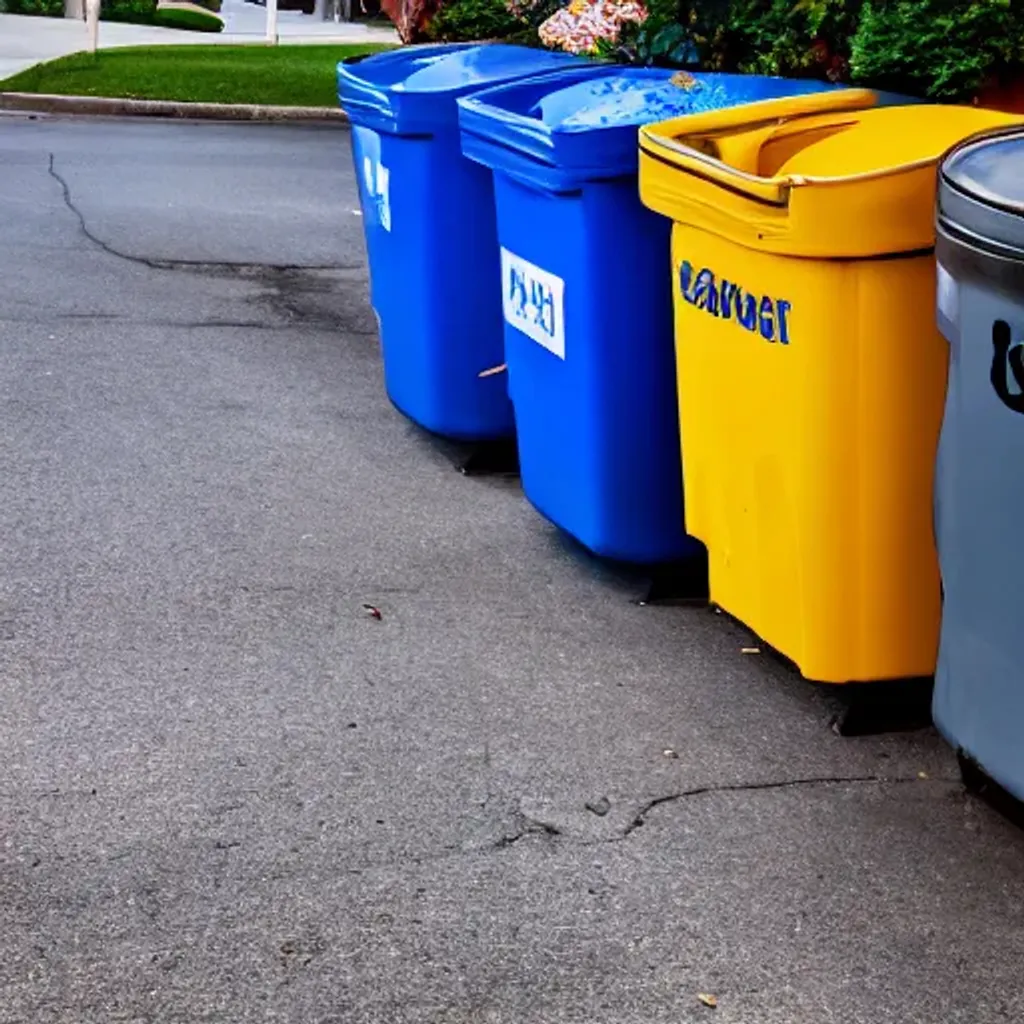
[1,113,1023,1024]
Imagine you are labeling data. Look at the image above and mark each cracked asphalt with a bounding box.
[2,115,1024,1024]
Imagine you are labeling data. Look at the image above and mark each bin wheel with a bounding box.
[457,439,519,477]
[635,549,709,606]
[829,677,933,737]
[958,752,987,795]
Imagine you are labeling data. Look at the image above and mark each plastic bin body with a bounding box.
[933,129,1024,797]
[337,44,586,441]
[458,70,837,563]
[639,98,1022,682]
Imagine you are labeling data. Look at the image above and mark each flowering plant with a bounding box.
[538,0,648,54]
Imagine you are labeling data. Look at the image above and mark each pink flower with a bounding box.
[538,0,647,53]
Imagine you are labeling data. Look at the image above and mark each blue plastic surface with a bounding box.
[338,43,587,135]
[458,68,838,189]
[338,45,591,441]
[460,68,837,562]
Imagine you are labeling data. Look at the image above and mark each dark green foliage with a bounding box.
[153,5,224,29]
[99,0,158,22]
[850,0,1024,99]
[608,0,858,76]
[728,0,861,78]
[95,0,224,30]
[2,0,64,16]
[425,0,523,39]
[603,0,1024,101]
[425,0,563,41]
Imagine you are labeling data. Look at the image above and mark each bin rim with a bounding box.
[337,43,589,137]
[639,90,886,204]
[937,123,1024,266]
[639,93,1024,200]
[459,68,841,192]
[638,93,1024,258]
[939,122,1024,217]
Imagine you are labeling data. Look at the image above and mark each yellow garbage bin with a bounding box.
[638,95,1022,684]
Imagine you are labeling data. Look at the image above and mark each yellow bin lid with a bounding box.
[775,106,1003,177]
[639,95,1024,258]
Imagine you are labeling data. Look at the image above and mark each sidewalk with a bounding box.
[0,4,397,80]
[219,0,395,38]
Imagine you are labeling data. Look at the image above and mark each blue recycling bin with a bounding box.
[337,44,589,442]
[458,69,838,563]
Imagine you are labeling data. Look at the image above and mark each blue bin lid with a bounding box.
[458,67,838,184]
[337,43,590,136]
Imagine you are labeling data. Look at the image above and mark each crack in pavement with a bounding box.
[46,152,358,276]
[0,312,377,335]
[280,775,959,878]
[495,819,563,848]
[616,773,951,839]
[10,776,958,885]
[42,152,376,335]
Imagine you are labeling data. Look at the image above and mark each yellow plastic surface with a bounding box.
[639,97,1021,258]
[637,98,1024,683]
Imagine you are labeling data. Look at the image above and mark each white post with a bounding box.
[85,0,100,52]
[266,0,278,44]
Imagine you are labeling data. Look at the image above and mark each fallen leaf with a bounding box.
[697,993,718,1008]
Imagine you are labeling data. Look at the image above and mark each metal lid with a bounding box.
[938,126,1024,259]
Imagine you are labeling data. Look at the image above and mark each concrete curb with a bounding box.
[0,91,348,123]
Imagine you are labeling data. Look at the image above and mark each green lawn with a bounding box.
[0,43,395,107]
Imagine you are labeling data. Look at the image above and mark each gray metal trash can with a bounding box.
[934,125,1024,798]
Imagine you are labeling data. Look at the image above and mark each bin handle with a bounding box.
[641,130,792,206]
[639,88,881,207]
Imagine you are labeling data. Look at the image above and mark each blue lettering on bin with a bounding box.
[679,260,792,345]
[530,278,557,341]
[509,265,529,319]
[508,265,558,345]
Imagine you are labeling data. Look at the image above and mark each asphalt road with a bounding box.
[1,114,1023,1024]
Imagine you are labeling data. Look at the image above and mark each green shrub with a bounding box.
[100,0,158,22]
[2,0,64,15]
[426,0,535,40]
[608,0,1024,100]
[153,5,224,29]
[850,0,1024,99]
[609,0,860,76]
[728,0,862,79]
[95,0,223,27]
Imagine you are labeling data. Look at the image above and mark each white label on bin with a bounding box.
[937,262,958,328]
[500,247,565,360]
[361,155,391,232]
